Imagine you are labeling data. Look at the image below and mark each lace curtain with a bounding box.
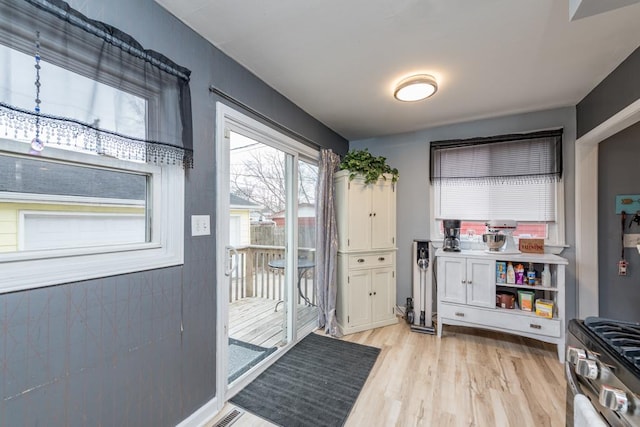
[0,0,193,167]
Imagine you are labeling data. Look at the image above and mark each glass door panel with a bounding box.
[296,159,318,336]
[227,131,289,384]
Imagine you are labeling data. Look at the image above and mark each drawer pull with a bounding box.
[378,257,385,261]
[530,323,542,330]
[455,312,465,317]
[357,258,365,263]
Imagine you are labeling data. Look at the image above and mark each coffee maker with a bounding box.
[442,219,461,252]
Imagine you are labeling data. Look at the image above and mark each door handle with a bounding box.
[225,245,239,277]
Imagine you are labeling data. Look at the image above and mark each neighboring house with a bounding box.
[230,194,261,246]
[270,203,315,227]
[0,154,146,252]
[271,203,316,249]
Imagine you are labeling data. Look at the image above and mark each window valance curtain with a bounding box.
[430,129,563,184]
[0,0,193,168]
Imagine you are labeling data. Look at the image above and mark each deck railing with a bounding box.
[229,245,316,306]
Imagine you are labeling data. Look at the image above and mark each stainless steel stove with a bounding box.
[566,317,640,426]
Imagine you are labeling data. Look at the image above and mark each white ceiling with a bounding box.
[155,0,640,140]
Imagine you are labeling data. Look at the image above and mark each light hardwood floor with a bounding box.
[210,320,566,427]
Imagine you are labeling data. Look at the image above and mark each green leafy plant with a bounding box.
[339,148,399,184]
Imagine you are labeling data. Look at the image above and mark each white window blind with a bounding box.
[430,129,562,222]
[434,179,556,221]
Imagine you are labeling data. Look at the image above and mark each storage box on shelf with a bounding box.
[334,170,398,335]
[436,249,568,362]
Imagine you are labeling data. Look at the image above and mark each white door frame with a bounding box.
[214,102,318,411]
[575,98,640,318]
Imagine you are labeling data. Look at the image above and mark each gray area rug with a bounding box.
[230,333,380,427]
[228,338,277,383]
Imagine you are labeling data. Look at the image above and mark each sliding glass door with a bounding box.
[216,103,319,401]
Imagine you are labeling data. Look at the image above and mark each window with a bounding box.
[0,0,190,293]
[0,139,184,293]
[430,129,565,248]
[0,149,149,254]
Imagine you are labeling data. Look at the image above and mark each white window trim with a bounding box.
[0,138,184,293]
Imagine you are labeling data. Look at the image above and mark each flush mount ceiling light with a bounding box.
[394,74,438,102]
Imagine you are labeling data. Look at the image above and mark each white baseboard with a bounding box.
[176,396,220,427]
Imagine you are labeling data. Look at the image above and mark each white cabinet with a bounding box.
[336,252,396,334]
[436,249,568,362]
[335,170,396,251]
[439,257,495,308]
[335,170,397,335]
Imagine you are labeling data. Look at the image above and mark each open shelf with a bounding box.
[496,283,559,292]
[495,304,558,320]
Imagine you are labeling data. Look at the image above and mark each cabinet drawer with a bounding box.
[440,303,561,338]
[502,313,561,338]
[348,253,393,269]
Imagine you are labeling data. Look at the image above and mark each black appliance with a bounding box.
[566,317,640,426]
[442,219,461,252]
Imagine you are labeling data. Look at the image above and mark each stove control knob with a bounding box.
[599,385,628,413]
[566,346,587,364]
[575,357,598,380]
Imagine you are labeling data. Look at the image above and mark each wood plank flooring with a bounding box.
[229,297,317,348]
[211,319,566,427]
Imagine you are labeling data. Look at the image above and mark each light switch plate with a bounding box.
[191,215,210,236]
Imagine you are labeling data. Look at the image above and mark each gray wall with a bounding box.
[577,46,640,138]
[0,0,347,425]
[597,121,640,322]
[350,107,577,322]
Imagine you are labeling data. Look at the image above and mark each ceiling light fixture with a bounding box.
[394,74,438,102]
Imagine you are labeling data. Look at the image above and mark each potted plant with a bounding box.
[339,148,399,184]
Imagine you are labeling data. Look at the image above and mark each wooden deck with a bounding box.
[229,297,318,348]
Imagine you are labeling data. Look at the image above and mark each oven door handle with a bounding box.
[565,361,581,396]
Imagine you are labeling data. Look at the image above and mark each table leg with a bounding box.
[298,267,315,306]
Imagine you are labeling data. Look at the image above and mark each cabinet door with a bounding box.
[371,267,395,323]
[437,257,466,304]
[370,180,395,250]
[346,269,371,328]
[346,180,371,251]
[466,258,495,308]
